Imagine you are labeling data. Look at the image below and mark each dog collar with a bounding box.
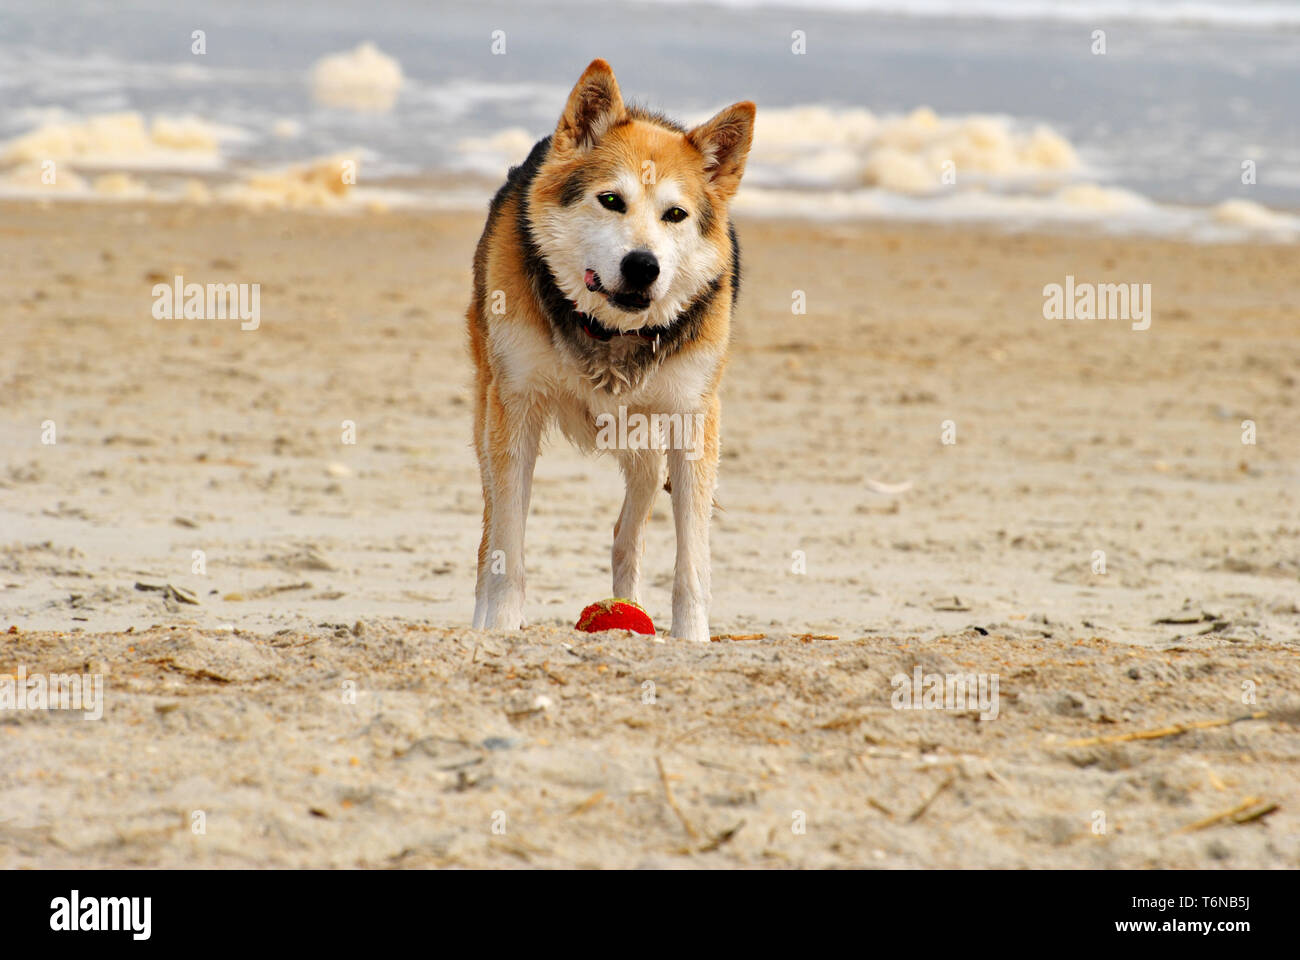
[569,303,657,344]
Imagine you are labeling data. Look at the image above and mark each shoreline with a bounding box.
[7,166,1296,236]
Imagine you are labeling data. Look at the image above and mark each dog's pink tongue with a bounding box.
[584,269,597,290]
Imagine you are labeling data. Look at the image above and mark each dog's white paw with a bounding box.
[482,610,526,630]
[480,587,526,630]
[669,609,710,643]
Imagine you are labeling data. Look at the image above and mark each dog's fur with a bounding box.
[467,59,754,642]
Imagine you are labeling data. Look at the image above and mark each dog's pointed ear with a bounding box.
[554,59,626,154]
[687,101,756,200]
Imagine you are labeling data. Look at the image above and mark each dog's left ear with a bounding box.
[687,102,756,200]
[555,59,626,154]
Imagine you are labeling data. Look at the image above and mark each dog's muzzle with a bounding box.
[584,268,651,313]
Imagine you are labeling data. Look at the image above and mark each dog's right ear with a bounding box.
[554,59,625,155]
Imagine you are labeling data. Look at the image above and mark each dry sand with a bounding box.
[1,201,1297,867]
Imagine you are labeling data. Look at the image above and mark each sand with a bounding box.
[1,201,1297,867]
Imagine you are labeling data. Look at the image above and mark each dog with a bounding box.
[467,59,754,642]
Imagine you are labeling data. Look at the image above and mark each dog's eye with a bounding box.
[596,192,625,213]
[662,206,688,223]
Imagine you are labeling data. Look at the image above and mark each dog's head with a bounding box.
[527,59,755,332]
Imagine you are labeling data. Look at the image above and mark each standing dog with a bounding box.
[467,59,754,642]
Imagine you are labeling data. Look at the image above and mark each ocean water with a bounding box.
[1,0,1297,233]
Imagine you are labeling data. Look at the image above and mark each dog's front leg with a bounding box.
[475,384,541,630]
[667,398,719,643]
[613,449,664,602]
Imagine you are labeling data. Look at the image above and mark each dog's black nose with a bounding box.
[619,250,659,290]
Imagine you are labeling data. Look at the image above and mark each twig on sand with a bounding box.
[818,713,872,731]
[539,662,567,685]
[868,797,895,818]
[1177,797,1278,834]
[568,790,606,817]
[1230,802,1280,826]
[907,775,956,823]
[655,755,699,841]
[694,820,745,853]
[489,834,550,862]
[1061,711,1268,748]
[504,706,543,721]
[145,657,232,684]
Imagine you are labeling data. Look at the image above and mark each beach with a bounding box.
[1,201,1297,867]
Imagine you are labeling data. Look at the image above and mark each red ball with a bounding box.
[575,598,656,635]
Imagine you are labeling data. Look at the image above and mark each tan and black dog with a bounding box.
[467,59,754,641]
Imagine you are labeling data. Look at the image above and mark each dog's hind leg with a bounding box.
[472,490,495,629]
[667,396,720,643]
[474,382,542,630]
[612,449,664,603]
[472,380,491,629]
